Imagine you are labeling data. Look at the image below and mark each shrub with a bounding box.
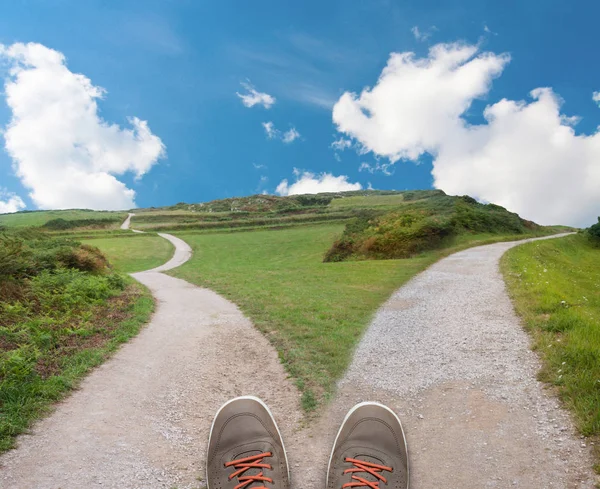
[323,236,356,262]
[0,231,109,284]
[55,244,109,273]
[43,218,119,230]
[323,193,544,262]
[587,217,600,245]
[294,195,333,207]
[0,235,32,280]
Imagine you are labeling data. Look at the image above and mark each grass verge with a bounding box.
[501,234,600,471]
[83,234,174,273]
[170,224,559,411]
[0,276,153,453]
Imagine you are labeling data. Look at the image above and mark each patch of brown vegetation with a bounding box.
[34,286,141,379]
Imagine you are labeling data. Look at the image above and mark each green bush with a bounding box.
[0,232,108,281]
[0,235,32,279]
[293,195,333,207]
[43,218,119,230]
[587,217,600,246]
[324,193,545,262]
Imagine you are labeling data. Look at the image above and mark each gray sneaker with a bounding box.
[207,396,290,489]
[326,402,409,489]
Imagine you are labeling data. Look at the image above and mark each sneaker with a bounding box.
[207,396,290,489]
[326,402,409,489]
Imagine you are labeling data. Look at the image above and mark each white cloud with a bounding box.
[359,161,393,176]
[333,42,600,226]
[411,26,437,42]
[1,42,165,210]
[593,91,600,106]
[262,121,277,139]
[282,127,300,143]
[0,189,26,214]
[333,43,510,162]
[236,81,276,108]
[276,169,362,196]
[262,122,301,143]
[331,137,353,151]
[253,162,267,170]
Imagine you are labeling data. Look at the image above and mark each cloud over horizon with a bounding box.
[276,169,362,195]
[333,42,600,227]
[0,189,26,214]
[1,42,165,210]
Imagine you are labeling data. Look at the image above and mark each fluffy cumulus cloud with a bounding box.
[593,91,600,106]
[262,121,300,143]
[1,42,165,210]
[0,189,26,213]
[333,42,600,226]
[237,81,276,108]
[276,169,362,196]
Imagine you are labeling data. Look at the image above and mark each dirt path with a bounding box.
[297,234,598,489]
[0,220,306,489]
[120,212,134,230]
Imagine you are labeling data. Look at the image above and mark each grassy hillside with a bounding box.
[324,194,559,262]
[83,235,174,273]
[502,233,600,470]
[170,220,563,411]
[0,229,153,452]
[0,210,127,229]
[130,190,441,232]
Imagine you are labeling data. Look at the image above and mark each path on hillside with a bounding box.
[0,216,307,488]
[298,234,597,488]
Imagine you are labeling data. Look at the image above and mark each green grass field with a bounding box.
[170,225,558,410]
[83,235,174,273]
[0,210,127,228]
[501,234,600,468]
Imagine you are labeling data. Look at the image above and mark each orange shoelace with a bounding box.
[342,457,393,489]
[225,452,273,489]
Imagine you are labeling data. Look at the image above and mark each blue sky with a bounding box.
[1,0,599,226]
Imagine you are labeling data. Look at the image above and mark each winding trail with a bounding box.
[0,219,596,488]
[0,214,306,489]
[300,234,597,488]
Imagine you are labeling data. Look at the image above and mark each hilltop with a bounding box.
[1,190,572,257]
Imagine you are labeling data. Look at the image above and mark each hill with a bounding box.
[323,193,557,261]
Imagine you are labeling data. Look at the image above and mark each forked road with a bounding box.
[0,222,596,488]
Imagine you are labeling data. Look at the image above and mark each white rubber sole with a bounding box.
[325,401,410,489]
[206,395,291,489]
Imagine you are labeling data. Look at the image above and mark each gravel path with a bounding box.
[297,234,598,488]
[0,218,306,489]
